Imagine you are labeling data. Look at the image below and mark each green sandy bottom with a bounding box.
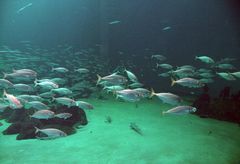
[0,98,240,164]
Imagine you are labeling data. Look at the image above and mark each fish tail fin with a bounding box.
[3,89,7,97]
[156,63,159,68]
[51,96,55,102]
[3,72,7,79]
[34,127,40,134]
[96,74,102,85]
[150,88,155,98]
[195,56,198,60]
[34,79,38,87]
[171,77,176,86]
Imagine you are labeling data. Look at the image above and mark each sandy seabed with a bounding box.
[1,98,240,164]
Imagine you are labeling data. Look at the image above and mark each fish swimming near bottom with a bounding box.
[162,106,197,115]
[35,127,67,140]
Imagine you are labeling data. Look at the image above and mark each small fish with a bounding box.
[150,89,182,105]
[13,84,34,92]
[116,89,141,102]
[0,79,13,89]
[75,101,94,110]
[214,64,236,70]
[171,77,204,88]
[3,90,23,109]
[103,85,125,93]
[162,106,197,115]
[151,54,166,61]
[54,113,72,120]
[130,122,143,136]
[35,127,67,140]
[75,68,90,73]
[31,110,55,119]
[25,101,49,110]
[230,71,240,79]
[199,78,214,84]
[162,26,171,31]
[34,80,59,90]
[125,69,138,82]
[52,67,69,73]
[51,88,72,96]
[157,63,173,69]
[97,74,128,86]
[216,72,236,81]
[128,82,144,89]
[54,97,76,107]
[133,88,151,98]
[195,56,214,64]
[109,20,121,25]
[17,3,33,14]
[13,69,37,75]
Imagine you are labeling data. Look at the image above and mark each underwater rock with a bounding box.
[3,122,22,135]
[193,87,240,124]
[7,108,29,123]
[1,105,88,140]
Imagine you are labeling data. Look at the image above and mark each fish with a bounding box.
[17,3,33,14]
[172,68,195,78]
[157,63,173,69]
[75,68,90,73]
[13,69,37,75]
[13,84,34,92]
[3,90,23,109]
[17,95,43,103]
[128,82,144,89]
[24,101,50,110]
[216,72,236,81]
[53,97,76,107]
[54,113,72,120]
[75,101,94,110]
[162,106,197,115]
[103,85,125,93]
[51,88,72,96]
[133,88,151,98]
[130,122,143,136]
[151,54,166,61]
[230,71,240,79]
[3,71,37,79]
[109,20,121,25]
[195,56,214,64]
[125,69,138,82]
[116,89,141,102]
[214,64,236,70]
[35,127,67,140]
[52,67,69,73]
[162,26,172,31]
[34,80,59,90]
[199,78,214,84]
[150,89,182,105]
[31,110,55,119]
[0,79,14,88]
[97,74,128,86]
[171,77,204,88]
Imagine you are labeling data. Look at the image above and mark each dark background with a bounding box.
[0,0,240,95]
